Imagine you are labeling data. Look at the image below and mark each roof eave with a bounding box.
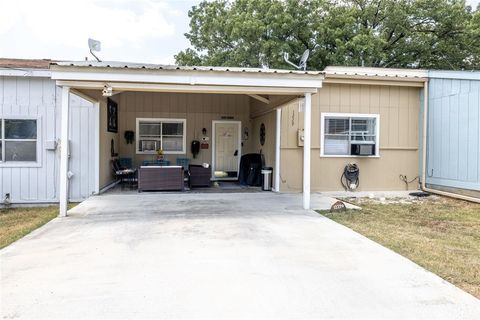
[50,64,324,90]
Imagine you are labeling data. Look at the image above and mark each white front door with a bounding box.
[212,121,241,180]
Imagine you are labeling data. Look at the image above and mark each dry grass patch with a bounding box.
[0,206,59,249]
[321,197,480,299]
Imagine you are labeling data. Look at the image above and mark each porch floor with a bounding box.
[106,181,263,195]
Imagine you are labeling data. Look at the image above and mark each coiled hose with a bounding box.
[341,163,359,191]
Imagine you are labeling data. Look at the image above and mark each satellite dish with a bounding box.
[283,49,310,71]
[88,38,102,62]
[298,49,310,70]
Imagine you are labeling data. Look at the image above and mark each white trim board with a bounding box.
[51,68,324,89]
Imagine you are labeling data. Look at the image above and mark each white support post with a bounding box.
[94,101,100,194]
[59,86,70,217]
[274,107,282,192]
[303,93,312,210]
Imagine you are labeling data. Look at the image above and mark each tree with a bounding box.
[175,0,479,70]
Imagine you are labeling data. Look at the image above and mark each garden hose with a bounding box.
[341,163,359,191]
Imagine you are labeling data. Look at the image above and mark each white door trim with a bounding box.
[211,120,242,181]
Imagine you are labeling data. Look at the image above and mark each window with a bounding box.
[0,119,38,163]
[320,113,379,157]
[136,118,186,154]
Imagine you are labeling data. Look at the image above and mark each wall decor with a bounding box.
[243,126,249,140]
[107,98,118,133]
[110,138,118,157]
[260,123,266,146]
[124,130,134,144]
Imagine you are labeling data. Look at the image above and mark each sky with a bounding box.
[0,0,479,65]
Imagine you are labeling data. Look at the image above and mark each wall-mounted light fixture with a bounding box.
[102,84,113,97]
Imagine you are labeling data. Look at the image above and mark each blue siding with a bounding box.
[426,72,480,191]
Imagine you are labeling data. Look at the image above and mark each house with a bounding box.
[1,59,479,214]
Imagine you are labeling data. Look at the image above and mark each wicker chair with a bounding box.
[188,165,212,188]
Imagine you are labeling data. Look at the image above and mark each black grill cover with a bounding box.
[239,153,265,186]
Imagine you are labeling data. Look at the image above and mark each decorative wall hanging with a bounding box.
[260,123,266,146]
[110,138,118,157]
[124,130,134,144]
[243,127,249,140]
[107,98,118,133]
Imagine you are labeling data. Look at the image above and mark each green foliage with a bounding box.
[175,0,480,70]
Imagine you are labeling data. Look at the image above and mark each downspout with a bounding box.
[420,80,480,203]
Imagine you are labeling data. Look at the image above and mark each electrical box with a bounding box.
[297,129,304,147]
[45,140,57,151]
[351,142,375,156]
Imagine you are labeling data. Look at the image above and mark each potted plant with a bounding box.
[156,148,164,161]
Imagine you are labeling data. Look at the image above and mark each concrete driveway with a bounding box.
[1,193,479,319]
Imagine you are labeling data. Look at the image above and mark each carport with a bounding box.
[49,62,324,216]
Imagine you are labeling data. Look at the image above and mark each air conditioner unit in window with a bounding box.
[351,142,375,156]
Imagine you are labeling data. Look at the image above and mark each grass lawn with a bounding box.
[0,206,59,249]
[321,196,480,299]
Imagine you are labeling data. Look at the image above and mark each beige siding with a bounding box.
[251,111,276,167]
[116,92,251,167]
[280,83,421,192]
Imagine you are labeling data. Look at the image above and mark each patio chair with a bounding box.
[111,159,136,189]
[189,164,212,188]
[118,157,133,169]
[176,158,190,170]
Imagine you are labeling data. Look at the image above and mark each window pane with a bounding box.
[324,135,349,155]
[162,137,183,152]
[162,122,183,135]
[0,141,2,161]
[325,118,349,134]
[139,123,161,137]
[5,120,37,139]
[351,118,376,142]
[5,141,36,161]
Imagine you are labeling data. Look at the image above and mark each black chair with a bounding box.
[111,159,136,189]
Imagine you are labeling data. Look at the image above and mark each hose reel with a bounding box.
[341,163,359,191]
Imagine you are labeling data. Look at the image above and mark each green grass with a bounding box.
[320,197,480,299]
[0,206,60,249]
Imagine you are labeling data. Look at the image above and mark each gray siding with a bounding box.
[0,76,96,203]
[426,72,480,192]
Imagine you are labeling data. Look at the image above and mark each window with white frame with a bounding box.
[136,118,186,154]
[321,113,379,157]
[0,119,38,162]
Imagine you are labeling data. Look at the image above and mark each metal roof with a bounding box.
[324,66,428,79]
[0,58,54,69]
[52,60,324,75]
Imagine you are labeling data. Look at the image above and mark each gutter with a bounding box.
[420,80,480,204]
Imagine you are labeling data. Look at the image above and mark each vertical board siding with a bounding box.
[0,76,96,203]
[427,77,480,191]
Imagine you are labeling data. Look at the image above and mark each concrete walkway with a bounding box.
[1,193,479,319]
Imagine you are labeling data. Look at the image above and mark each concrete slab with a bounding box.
[1,193,478,319]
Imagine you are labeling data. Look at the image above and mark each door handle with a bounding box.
[234,150,238,156]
